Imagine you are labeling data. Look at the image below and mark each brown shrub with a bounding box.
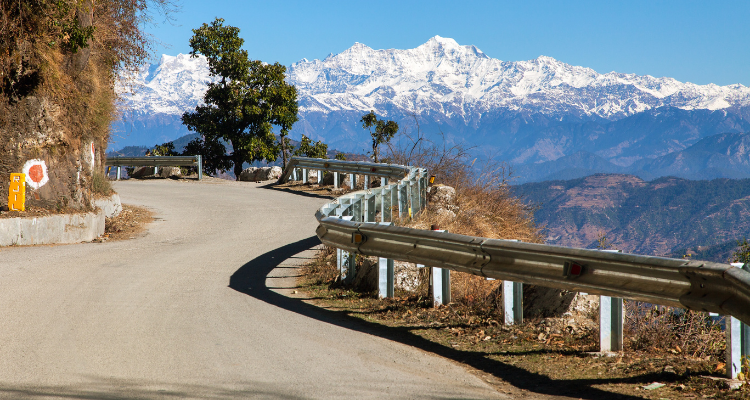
[624,302,725,359]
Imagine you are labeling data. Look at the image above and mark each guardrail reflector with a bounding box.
[563,261,584,278]
[352,232,366,244]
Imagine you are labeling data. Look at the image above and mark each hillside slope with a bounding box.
[514,174,750,257]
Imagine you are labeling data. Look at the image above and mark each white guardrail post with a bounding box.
[600,249,624,353]
[337,215,356,283]
[501,240,523,325]
[428,228,451,307]
[377,222,395,298]
[727,262,750,378]
[502,281,523,325]
[333,172,339,189]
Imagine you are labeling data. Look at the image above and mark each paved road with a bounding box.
[0,179,503,399]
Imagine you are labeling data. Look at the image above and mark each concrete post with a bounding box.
[430,267,452,307]
[378,257,394,298]
[728,315,743,378]
[116,166,121,180]
[599,249,624,353]
[364,175,368,190]
[726,263,749,378]
[302,168,308,184]
[600,296,624,352]
[196,155,203,180]
[334,172,339,189]
[502,281,523,325]
[349,173,356,189]
[337,216,355,283]
[382,177,388,186]
[318,170,323,184]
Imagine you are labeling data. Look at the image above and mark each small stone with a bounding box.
[725,380,744,391]
[642,382,665,390]
[663,365,676,374]
[292,290,297,294]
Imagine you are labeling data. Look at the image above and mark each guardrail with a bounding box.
[281,156,750,378]
[105,156,203,180]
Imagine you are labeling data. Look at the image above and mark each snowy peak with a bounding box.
[117,53,214,115]
[117,36,750,121]
[287,37,750,120]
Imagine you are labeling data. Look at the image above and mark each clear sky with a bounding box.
[144,0,750,86]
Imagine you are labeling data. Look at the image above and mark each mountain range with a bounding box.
[113,36,750,182]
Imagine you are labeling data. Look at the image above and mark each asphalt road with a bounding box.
[0,179,504,399]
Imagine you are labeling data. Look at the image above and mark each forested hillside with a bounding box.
[514,174,750,260]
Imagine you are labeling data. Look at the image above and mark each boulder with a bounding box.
[427,184,459,215]
[239,167,259,181]
[239,166,282,181]
[428,184,457,207]
[353,257,379,292]
[258,166,282,181]
[129,166,156,178]
[158,166,182,178]
[321,171,334,185]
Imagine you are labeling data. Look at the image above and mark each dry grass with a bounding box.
[624,302,725,360]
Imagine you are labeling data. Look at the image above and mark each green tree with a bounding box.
[731,237,750,264]
[181,18,298,179]
[360,110,398,163]
[149,142,177,156]
[293,134,328,159]
[182,135,232,175]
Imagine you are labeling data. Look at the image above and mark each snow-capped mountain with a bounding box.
[116,53,215,115]
[288,35,750,121]
[113,36,750,179]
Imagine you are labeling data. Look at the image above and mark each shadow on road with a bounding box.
[229,236,657,400]
[260,182,334,200]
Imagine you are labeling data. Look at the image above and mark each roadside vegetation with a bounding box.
[1,0,175,209]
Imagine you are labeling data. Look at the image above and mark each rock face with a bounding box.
[239,166,283,182]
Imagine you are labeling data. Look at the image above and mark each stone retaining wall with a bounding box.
[0,193,121,246]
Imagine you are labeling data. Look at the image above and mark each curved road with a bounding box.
[0,179,503,399]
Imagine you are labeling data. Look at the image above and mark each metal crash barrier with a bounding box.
[281,156,750,378]
[106,156,203,180]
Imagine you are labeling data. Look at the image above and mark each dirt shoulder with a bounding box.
[98,204,154,242]
[296,248,747,400]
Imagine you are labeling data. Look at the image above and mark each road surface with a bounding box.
[0,179,504,399]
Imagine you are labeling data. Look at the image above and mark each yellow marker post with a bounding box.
[8,173,25,211]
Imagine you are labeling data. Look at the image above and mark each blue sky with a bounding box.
[145,0,750,86]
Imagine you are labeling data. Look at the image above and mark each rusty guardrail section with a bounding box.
[281,156,750,327]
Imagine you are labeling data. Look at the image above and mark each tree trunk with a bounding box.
[71,0,93,74]
[233,155,243,181]
[281,134,288,169]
